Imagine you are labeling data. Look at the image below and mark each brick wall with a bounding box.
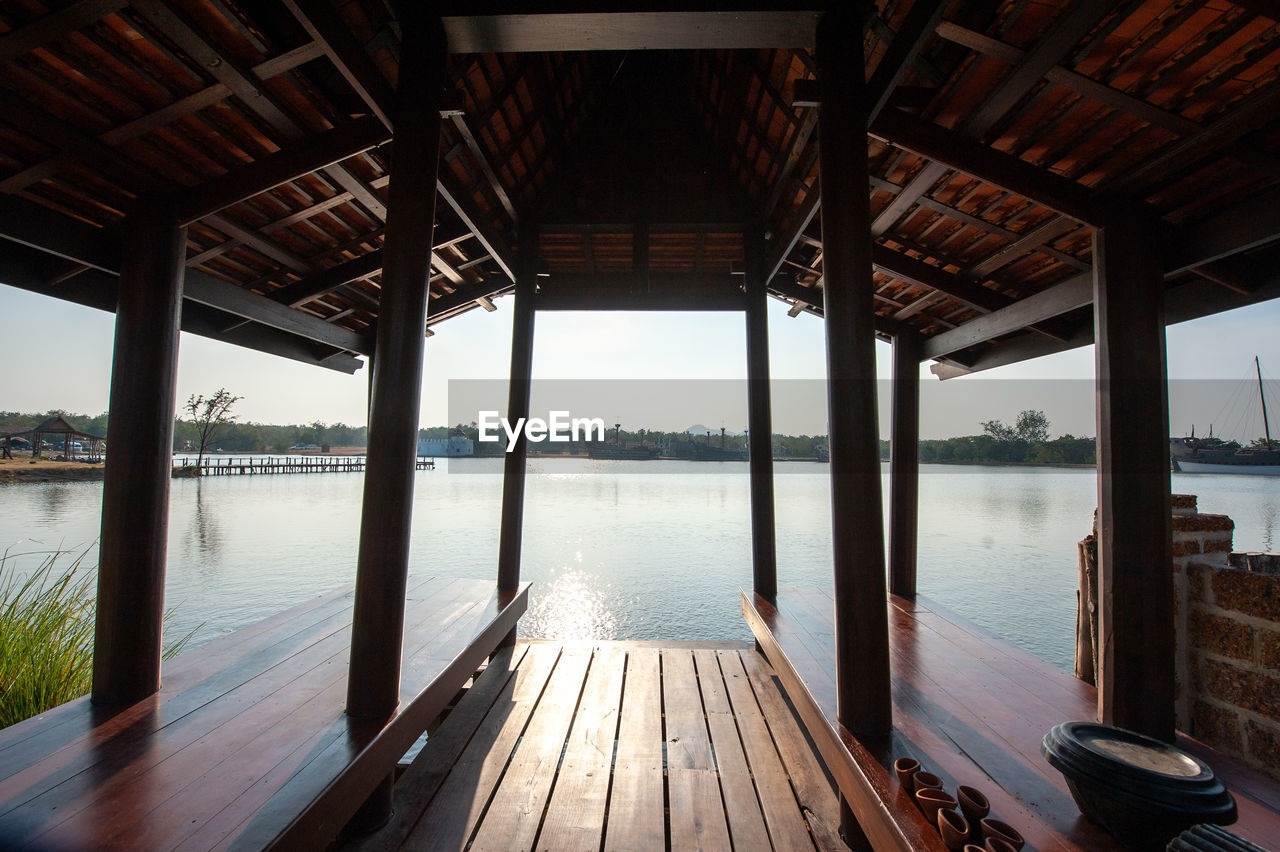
[1171,494,1280,780]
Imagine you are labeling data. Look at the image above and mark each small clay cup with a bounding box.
[985,839,1017,852]
[938,808,970,851]
[963,846,985,852]
[915,787,957,824]
[912,771,943,793]
[894,757,921,792]
[980,818,1024,851]
[956,785,990,826]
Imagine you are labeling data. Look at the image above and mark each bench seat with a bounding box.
[743,586,1280,852]
[0,576,528,850]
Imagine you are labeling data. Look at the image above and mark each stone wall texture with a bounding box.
[1171,495,1280,781]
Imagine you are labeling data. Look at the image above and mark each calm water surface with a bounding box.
[2,461,1276,671]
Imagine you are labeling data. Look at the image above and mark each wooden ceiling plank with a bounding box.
[870,245,1006,314]
[1107,83,1280,197]
[436,170,515,280]
[870,108,1101,224]
[448,113,519,222]
[921,272,1092,359]
[763,187,819,282]
[270,249,383,307]
[133,0,389,224]
[440,11,821,53]
[0,89,160,193]
[1167,183,1280,275]
[2,43,326,196]
[0,0,128,62]
[281,0,395,129]
[174,116,391,225]
[203,212,311,273]
[866,0,948,124]
[967,216,1079,278]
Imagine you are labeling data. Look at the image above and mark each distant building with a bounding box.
[418,428,474,457]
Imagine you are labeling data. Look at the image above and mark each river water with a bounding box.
[1,460,1276,672]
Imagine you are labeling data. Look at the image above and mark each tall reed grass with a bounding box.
[0,548,196,729]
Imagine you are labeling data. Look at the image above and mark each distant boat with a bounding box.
[588,422,659,460]
[1171,357,1279,475]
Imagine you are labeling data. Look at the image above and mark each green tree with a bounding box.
[184,389,242,473]
[1015,409,1051,443]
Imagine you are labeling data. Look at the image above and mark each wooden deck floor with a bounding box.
[0,577,527,851]
[744,587,1280,852]
[353,641,847,852]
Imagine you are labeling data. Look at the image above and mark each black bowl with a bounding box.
[1042,722,1237,850]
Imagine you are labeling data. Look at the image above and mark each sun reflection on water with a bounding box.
[522,570,618,640]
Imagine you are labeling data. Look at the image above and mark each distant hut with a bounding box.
[3,416,105,462]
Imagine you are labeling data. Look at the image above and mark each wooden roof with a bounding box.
[1,1,1278,375]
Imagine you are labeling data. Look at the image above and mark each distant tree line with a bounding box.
[0,408,1102,464]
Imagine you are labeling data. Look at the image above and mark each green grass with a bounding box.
[0,548,197,729]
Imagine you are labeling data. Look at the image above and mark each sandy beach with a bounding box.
[0,457,105,483]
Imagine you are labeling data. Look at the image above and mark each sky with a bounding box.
[3,281,1280,441]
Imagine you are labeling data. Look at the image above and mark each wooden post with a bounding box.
[816,7,892,740]
[1093,213,1175,742]
[346,9,446,722]
[745,229,778,601]
[92,200,185,706]
[888,329,921,598]
[497,228,538,604]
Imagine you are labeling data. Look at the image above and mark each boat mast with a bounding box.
[1258,356,1273,450]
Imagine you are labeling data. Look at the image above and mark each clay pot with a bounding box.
[980,818,1024,851]
[915,788,957,824]
[894,757,921,792]
[964,846,986,852]
[956,785,990,826]
[913,771,944,794]
[985,839,1017,852]
[938,808,970,851]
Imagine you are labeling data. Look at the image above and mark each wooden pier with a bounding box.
[172,456,435,477]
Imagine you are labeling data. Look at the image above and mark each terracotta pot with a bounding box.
[915,788,957,824]
[956,785,990,825]
[964,846,986,852]
[980,818,1025,851]
[913,771,943,793]
[894,757,921,792]
[985,839,1017,852]
[938,807,970,851]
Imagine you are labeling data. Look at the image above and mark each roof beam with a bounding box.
[866,1,947,124]
[0,196,119,273]
[448,113,519,222]
[427,279,515,323]
[131,0,387,220]
[763,188,820,282]
[869,108,1102,224]
[0,239,366,369]
[0,0,127,62]
[921,272,1092,359]
[870,245,1008,314]
[767,276,900,339]
[173,117,391,225]
[281,0,396,129]
[270,250,384,307]
[0,43,326,195]
[436,171,516,280]
[1166,185,1280,275]
[440,11,822,53]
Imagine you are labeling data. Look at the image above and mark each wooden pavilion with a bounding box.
[2,1,1280,849]
[1,415,105,460]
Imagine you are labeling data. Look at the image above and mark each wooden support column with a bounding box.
[745,229,778,601]
[1094,214,1175,741]
[888,329,921,597]
[816,7,892,741]
[91,200,185,707]
[497,228,538,602]
[346,9,446,722]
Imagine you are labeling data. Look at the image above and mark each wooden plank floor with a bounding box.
[0,577,527,851]
[744,586,1280,852]
[353,641,846,852]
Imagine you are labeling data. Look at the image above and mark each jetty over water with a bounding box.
[3,0,1280,849]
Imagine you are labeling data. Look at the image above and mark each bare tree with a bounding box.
[185,389,242,474]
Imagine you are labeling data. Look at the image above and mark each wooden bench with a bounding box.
[0,576,528,850]
[743,586,1280,852]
